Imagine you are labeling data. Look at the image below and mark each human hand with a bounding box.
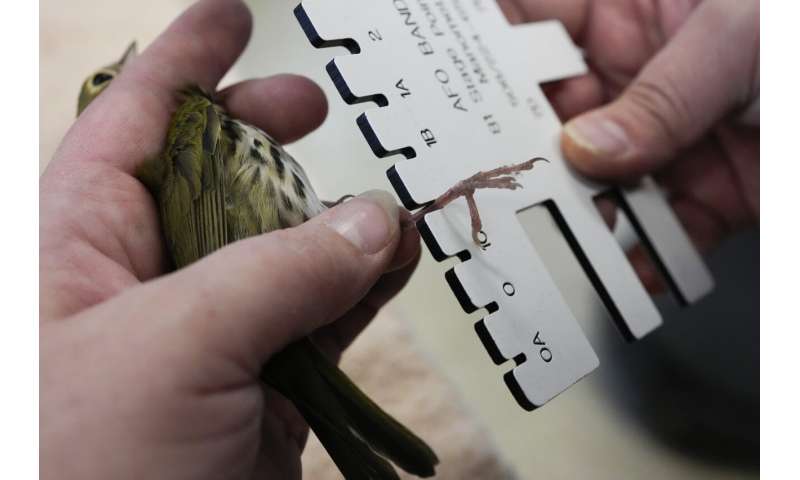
[499,0,759,287]
[40,1,420,479]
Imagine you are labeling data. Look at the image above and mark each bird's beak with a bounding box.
[119,41,138,67]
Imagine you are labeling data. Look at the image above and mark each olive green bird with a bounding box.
[78,43,438,480]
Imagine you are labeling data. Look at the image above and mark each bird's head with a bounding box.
[77,41,138,116]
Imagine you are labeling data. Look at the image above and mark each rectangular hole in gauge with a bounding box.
[516,201,626,344]
[593,190,685,307]
[517,200,680,341]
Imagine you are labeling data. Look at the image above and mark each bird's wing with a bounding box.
[160,99,229,268]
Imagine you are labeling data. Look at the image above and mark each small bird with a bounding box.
[78,44,438,479]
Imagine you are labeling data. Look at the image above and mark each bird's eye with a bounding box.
[92,73,113,86]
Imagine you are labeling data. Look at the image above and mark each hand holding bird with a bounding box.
[43,0,560,476]
[41,1,429,479]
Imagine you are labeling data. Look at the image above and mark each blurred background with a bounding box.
[40,0,759,478]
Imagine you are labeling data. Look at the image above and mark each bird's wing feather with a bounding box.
[266,342,402,480]
[305,340,439,477]
[160,97,229,268]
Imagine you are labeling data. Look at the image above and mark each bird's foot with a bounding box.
[407,157,550,244]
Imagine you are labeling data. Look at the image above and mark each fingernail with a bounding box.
[324,189,399,254]
[564,114,630,159]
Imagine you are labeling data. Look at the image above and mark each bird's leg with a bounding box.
[407,157,550,244]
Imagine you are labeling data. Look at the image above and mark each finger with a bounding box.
[561,0,759,180]
[627,245,667,294]
[593,194,618,229]
[495,0,527,25]
[542,73,605,122]
[153,190,404,372]
[313,250,421,360]
[388,209,421,272]
[218,75,328,144]
[65,0,252,172]
[256,397,306,477]
[623,133,756,293]
[496,0,589,39]
[308,215,421,359]
[657,134,756,248]
[126,0,252,94]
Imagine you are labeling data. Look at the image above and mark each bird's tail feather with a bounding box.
[262,339,438,479]
[292,394,400,480]
[305,341,438,477]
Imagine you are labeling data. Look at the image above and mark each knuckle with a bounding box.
[270,226,359,293]
[624,78,693,149]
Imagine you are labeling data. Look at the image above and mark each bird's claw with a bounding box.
[323,194,356,208]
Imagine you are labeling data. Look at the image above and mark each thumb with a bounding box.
[561,0,759,179]
[153,189,403,371]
